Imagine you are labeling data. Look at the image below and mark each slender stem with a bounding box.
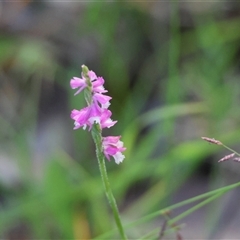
[95,180,240,239]
[168,191,224,226]
[139,192,224,240]
[221,143,240,157]
[127,180,240,229]
[91,124,128,240]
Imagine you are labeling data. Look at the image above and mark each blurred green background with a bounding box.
[1,1,240,239]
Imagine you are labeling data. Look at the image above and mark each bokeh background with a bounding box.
[1,1,240,239]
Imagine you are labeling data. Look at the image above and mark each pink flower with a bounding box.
[88,70,97,80]
[92,77,107,93]
[70,65,126,164]
[98,109,117,129]
[87,108,117,129]
[93,92,112,109]
[102,136,126,164]
[70,104,101,130]
[70,77,87,95]
[70,70,98,96]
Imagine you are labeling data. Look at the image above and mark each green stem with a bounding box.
[139,192,224,240]
[126,180,240,229]
[91,124,127,240]
[168,191,224,226]
[221,143,240,157]
[95,181,240,239]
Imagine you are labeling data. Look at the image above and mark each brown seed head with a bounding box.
[201,137,222,145]
[218,153,235,162]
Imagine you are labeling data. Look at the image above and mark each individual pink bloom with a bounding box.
[88,70,97,81]
[70,70,97,96]
[93,92,112,109]
[88,109,116,129]
[99,109,117,128]
[70,108,87,129]
[102,136,126,164]
[70,77,88,95]
[71,104,101,130]
[92,77,107,93]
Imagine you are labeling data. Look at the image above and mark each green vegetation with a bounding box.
[1,1,240,239]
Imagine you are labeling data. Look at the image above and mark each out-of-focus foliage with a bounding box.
[1,1,240,239]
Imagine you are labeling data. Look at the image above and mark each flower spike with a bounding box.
[70,65,126,164]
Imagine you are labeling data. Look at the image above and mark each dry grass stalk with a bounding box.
[218,153,235,162]
[201,137,222,145]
